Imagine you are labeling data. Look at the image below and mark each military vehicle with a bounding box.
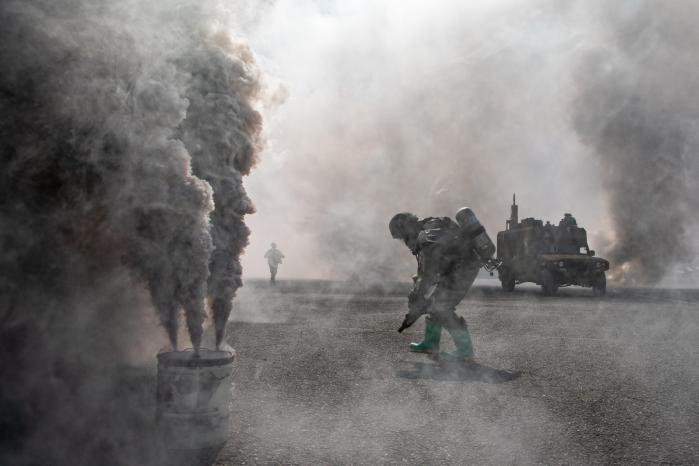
[496,195,609,296]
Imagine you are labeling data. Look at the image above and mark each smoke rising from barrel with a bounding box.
[0,0,262,462]
[241,0,603,282]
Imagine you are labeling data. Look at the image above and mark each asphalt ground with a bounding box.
[214,279,699,465]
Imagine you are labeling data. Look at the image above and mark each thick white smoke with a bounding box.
[242,0,698,286]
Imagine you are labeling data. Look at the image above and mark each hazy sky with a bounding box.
[238,0,612,279]
[224,0,699,287]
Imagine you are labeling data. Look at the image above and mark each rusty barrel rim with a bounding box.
[157,348,235,367]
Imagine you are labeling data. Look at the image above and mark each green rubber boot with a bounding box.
[409,317,442,353]
[440,324,475,361]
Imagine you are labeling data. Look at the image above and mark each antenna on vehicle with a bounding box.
[507,193,518,230]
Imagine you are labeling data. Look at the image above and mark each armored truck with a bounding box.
[496,195,609,295]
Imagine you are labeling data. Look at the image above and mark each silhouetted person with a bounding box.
[264,243,284,284]
[389,207,495,362]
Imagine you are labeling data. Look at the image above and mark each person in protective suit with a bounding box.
[389,208,495,361]
[264,242,285,284]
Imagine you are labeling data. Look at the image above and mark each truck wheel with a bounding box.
[499,268,515,292]
[592,272,606,296]
[541,269,558,296]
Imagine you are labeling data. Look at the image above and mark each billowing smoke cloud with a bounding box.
[179,31,263,347]
[572,0,699,285]
[0,0,262,462]
[241,0,605,281]
[242,0,698,286]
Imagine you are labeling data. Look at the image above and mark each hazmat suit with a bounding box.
[264,243,284,284]
[389,209,493,360]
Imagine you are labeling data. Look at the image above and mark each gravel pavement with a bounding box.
[213,279,699,465]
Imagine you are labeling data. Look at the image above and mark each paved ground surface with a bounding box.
[210,279,699,465]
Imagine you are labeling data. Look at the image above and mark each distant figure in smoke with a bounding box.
[389,208,495,361]
[264,243,285,284]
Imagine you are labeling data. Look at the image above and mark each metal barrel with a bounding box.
[156,349,235,465]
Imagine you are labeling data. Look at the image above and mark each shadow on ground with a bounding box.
[397,360,522,383]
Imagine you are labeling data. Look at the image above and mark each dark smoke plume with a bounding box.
[179,31,263,348]
[572,1,699,285]
[0,0,262,463]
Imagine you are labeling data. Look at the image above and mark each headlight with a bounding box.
[558,261,565,268]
